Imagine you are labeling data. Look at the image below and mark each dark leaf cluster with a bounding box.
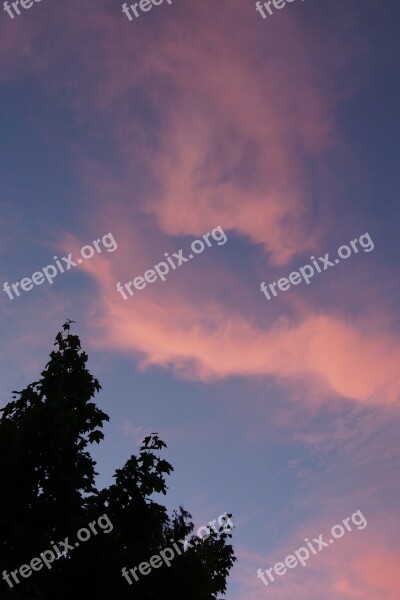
[0,324,236,599]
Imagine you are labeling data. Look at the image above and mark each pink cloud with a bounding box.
[231,512,400,600]
[67,238,399,404]
[1,0,395,408]
[0,0,364,267]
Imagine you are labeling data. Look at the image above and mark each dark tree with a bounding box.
[0,322,235,599]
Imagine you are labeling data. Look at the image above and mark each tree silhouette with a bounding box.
[0,322,235,599]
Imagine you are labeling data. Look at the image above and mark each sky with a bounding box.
[0,0,399,598]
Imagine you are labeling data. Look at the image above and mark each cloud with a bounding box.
[0,0,359,268]
[231,515,400,600]
[1,0,397,408]
[71,242,399,403]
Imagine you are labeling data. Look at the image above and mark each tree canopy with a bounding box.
[0,322,235,599]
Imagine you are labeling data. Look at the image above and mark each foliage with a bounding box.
[0,322,236,599]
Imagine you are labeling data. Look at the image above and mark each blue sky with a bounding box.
[1,0,399,598]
